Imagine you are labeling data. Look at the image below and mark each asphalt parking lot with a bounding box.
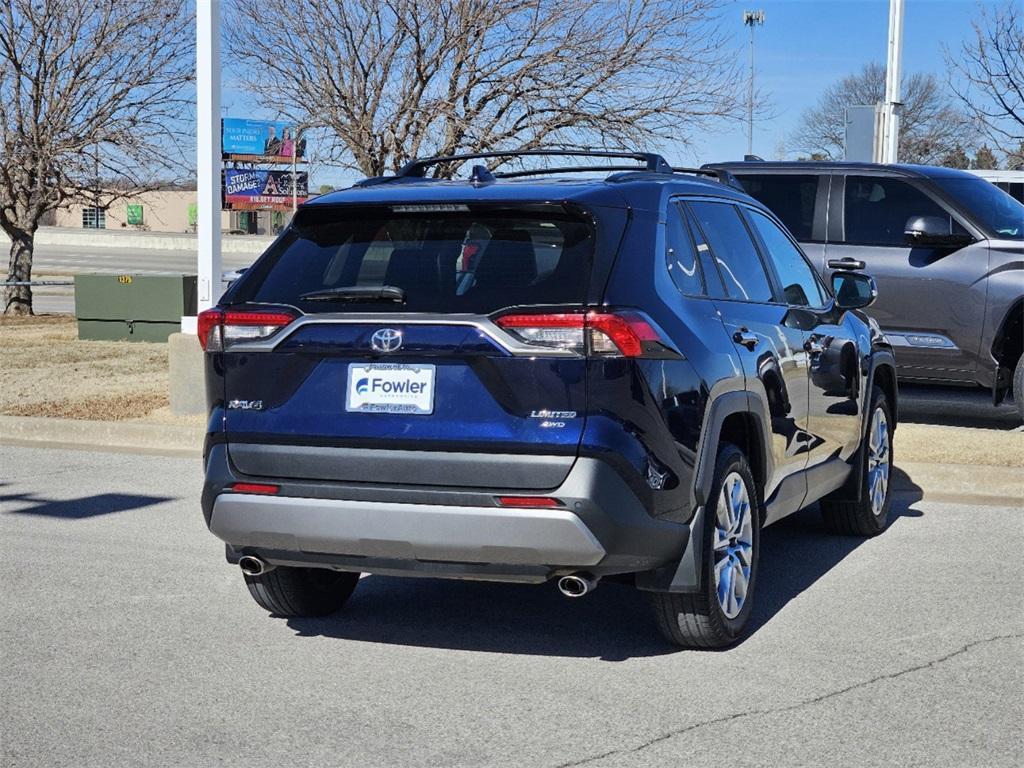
[1,443,1021,767]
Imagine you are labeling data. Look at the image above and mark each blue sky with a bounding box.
[681,0,981,164]
[223,0,986,186]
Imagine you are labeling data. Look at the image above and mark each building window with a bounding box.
[82,207,106,229]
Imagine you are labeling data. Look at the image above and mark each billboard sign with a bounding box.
[223,169,308,210]
[222,118,306,159]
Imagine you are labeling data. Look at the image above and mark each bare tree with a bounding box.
[0,0,193,315]
[947,1,1023,159]
[789,62,976,164]
[226,0,748,178]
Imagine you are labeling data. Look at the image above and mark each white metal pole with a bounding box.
[292,125,298,214]
[195,0,223,318]
[881,0,904,164]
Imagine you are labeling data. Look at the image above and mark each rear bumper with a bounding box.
[203,444,690,582]
[211,494,606,567]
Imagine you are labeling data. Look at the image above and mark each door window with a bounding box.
[842,176,968,246]
[746,210,825,307]
[735,174,819,240]
[686,201,774,303]
[665,203,704,296]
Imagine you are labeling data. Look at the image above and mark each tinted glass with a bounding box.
[683,206,727,298]
[843,176,969,246]
[687,201,774,302]
[931,176,1024,240]
[747,210,825,307]
[736,174,818,240]
[232,207,594,313]
[665,203,704,295]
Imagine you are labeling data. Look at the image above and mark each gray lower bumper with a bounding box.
[210,494,607,567]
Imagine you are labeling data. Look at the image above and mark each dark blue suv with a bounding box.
[199,151,898,648]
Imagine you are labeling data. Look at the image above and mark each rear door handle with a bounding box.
[733,329,758,350]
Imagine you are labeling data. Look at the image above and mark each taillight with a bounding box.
[197,308,297,351]
[495,311,664,357]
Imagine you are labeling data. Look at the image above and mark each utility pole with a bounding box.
[743,10,765,157]
[195,0,222,318]
[879,0,904,164]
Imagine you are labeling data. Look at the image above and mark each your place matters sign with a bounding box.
[221,118,307,161]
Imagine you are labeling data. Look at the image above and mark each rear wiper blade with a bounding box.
[299,285,406,303]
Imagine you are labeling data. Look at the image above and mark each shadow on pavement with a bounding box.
[1,491,172,519]
[286,495,925,659]
[898,384,1020,430]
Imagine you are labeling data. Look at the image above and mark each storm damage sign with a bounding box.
[223,169,308,210]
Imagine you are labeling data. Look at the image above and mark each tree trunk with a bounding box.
[4,229,35,315]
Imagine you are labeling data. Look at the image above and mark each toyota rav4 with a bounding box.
[199,150,898,648]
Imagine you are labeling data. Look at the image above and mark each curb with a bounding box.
[0,415,202,456]
[894,461,1022,506]
[1,417,1021,505]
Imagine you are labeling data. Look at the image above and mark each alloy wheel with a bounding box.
[867,407,891,516]
[713,472,754,619]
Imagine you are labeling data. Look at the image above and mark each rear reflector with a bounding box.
[198,308,297,351]
[496,496,561,508]
[230,483,280,495]
[495,311,662,357]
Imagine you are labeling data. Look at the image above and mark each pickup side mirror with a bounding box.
[832,271,877,311]
[904,215,973,247]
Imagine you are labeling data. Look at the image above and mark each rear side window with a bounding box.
[233,207,594,314]
[843,176,969,246]
[665,203,704,295]
[736,174,819,240]
[687,201,774,303]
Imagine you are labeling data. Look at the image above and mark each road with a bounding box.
[1,444,1021,767]
[27,244,258,314]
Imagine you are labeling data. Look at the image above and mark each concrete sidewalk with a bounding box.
[1,415,1019,505]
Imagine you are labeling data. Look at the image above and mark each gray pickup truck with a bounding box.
[708,162,1024,420]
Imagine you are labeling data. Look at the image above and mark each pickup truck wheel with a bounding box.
[244,566,360,617]
[1014,355,1024,423]
[650,443,761,648]
[820,386,893,536]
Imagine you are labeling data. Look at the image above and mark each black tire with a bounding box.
[820,385,893,536]
[243,566,360,617]
[1013,355,1024,424]
[649,443,761,649]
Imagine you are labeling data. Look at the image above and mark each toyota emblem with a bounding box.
[370,328,403,352]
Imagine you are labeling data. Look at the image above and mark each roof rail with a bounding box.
[673,166,744,191]
[397,150,673,178]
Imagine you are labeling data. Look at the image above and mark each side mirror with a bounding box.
[904,215,973,247]
[832,271,877,311]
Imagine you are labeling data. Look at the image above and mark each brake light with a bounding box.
[497,496,561,508]
[197,308,296,351]
[230,482,280,495]
[495,311,662,357]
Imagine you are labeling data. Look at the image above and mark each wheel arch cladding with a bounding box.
[692,391,771,513]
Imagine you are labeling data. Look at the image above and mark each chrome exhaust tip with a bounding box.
[557,573,597,598]
[238,555,273,577]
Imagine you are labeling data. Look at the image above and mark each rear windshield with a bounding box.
[230,206,595,313]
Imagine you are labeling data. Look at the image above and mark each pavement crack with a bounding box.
[552,633,1022,768]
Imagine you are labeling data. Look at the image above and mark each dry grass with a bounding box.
[0,314,169,421]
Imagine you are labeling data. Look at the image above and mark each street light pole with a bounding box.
[195,0,222,317]
[743,10,765,157]
[880,0,904,164]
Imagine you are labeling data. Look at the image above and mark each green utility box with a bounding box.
[74,273,197,343]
